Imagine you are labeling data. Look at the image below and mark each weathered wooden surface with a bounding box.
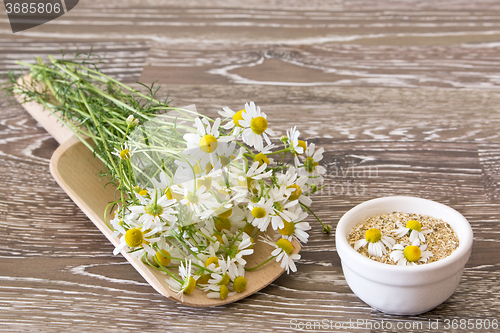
[1,1,500,332]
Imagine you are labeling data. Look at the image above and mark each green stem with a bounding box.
[266,148,292,156]
[245,255,277,271]
[301,202,329,231]
[78,88,120,175]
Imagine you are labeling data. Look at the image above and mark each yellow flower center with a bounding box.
[124,228,143,248]
[365,228,382,243]
[276,238,294,255]
[242,223,255,237]
[251,207,267,219]
[279,220,295,236]
[183,276,197,294]
[205,162,213,173]
[197,273,211,285]
[218,155,231,166]
[155,250,171,267]
[169,187,184,201]
[287,184,302,201]
[305,156,319,173]
[193,163,202,174]
[213,233,224,244]
[406,220,422,232]
[145,202,163,216]
[164,187,173,200]
[254,153,270,166]
[139,189,148,197]
[218,273,230,286]
[197,176,212,190]
[237,176,248,188]
[273,202,284,212]
[199,134,218,153]
[219,284,229,300]
[215,217,232,232]
[249,237,255,249]
[233,110,245,127]
[205,256,219,268]
[233,276,247,293]
[119,149,131,160]
[296,140,307,154]
[250,116,268,135]
[185,192,199,204]
[218,208,232,219]
[404,245,422,262]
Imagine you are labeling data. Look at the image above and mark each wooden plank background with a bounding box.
[1,1,500,332]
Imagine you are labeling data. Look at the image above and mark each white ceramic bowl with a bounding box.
[336,196,473,315]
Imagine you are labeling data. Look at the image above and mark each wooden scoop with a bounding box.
[15,75,300,306]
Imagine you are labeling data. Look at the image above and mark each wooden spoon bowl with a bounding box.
[15,75,300,306]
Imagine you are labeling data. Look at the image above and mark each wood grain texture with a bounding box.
[141,40,500,88]
[0,40,150,83]
[1,0,500,332]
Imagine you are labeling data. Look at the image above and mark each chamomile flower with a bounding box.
[244,161,273,180]
[213,212,233,234]
[277,167,312,206]
[390,244,433,266]
[354,228,396,257]
[253,152,274,167]
[197,243,221,266]
[238,102,275,152]
[216,141,239,167]
[286,126,307,155]
[173,166,199,186]
[126,114,139,127]
[249,197,275,231]
[110,209,137,239]
[151,171,170,194]
[262,236,301,274]
[203,282,236,300]
[183,117,234,168]
[129,189,178,233]
[180,185,218,217]
[226,233,254,266]
[231,161,272,200]
[223,207,248,234]
[269,186,300,230]
[112,142,137,160]
[278,206,311,244]
[393,219,432,246]
[229,264,247,293]
[212,207,246,238]
[112,226,160,256]
[166,259,198,301]
[230,160,271,188]
[168,184,185,202]
[296,143,326,184]
[207,256,231,287]
[154,241,182,267]
[219,106,245,137]
[109,207,135,235]
[194,256,219,285]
